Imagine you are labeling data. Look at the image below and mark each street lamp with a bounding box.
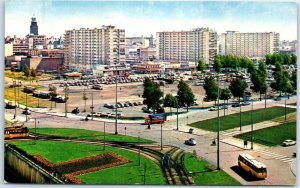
[115,76,118,135]
[217,73,220,170]
[25,92,28,122]
[90,91,94,120]
[64,86,69,117]
[251,99,253,150]
[138,135,141,166]
[103,122,106,151]
[176,105,179,131]
[13,80,17,118]
[17,81,21,107]
[160,122,163,150]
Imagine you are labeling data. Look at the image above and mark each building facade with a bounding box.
[30,16,38,35]
[156,28,217,64]
[220,31,280,58]
[64,26,126,70]
[26,34,47,49]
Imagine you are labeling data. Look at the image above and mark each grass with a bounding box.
[5,70,53,82]
[189,107,296,132]
[8,140,165,185]
[29,128,155,144]
[5,86,50,108]
[183,153,240,185]
[234,121,296,146]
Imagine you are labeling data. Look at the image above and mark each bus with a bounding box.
[4,126,29,139]
[145,113,167,124]
[238,153,267,179]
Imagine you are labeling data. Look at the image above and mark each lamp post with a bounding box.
[13,80,17,118]
[115,76,118,135]
[25,92,28,122]
[64,86,69,117]
[176,105,179,131]
[217,73,220,170]
[90,91,94,120]
[160,122,163,150]
[17,81,21,107]
[138,135,141,166]
[251,99,253,150]
[34,118,37,145]
[285,98,287,121]
[103,122,106,151]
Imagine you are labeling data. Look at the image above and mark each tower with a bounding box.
[30,15,38,35]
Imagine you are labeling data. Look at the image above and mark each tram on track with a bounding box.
[4,126,29,139]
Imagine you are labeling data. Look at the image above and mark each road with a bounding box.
[5,96,296,185]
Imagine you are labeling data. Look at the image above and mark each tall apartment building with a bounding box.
[156,28,217,64]
[220,31,280,58]
[64,26,125,70]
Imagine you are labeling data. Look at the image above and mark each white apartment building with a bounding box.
[156,28,218,64]
[64,25,125,70]
[220,31,280,58]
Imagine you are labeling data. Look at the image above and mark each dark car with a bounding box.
[71,107,80,114]
[185,138,197,146]
[5,102,16,109]
[232,103,240,107]
[241,102,251,106]
[22,110,31,115]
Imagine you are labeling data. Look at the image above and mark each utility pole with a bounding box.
[285,98,287,121]
[239,98,242,131]
[115,76,118,135]
[138,135,141,166]
[17,81,21,107]
[90,91,94,120]
[144,163,147,185]
[160,122,163,150]
[64,86,69,117]
[251,99,253,150]
[13,80,17,118]
[34,118,37,145]
[25,93,28,122]
[103,122,106,151]
[217,74,220,170]
[176,105,179,131]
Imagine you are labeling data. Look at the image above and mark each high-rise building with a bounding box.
[30,16,38,35]
[156,28,217,64]
[220,31,280,58]
[64,26,125,70]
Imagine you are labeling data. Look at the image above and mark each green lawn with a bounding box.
[29,128,155,144]
[183,153,240,185]
[189,107,296,132]
[8,140,165,185]
[234,121,296,146]
[5,86,49,108]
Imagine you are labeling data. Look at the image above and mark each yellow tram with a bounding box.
[4,126,29,139]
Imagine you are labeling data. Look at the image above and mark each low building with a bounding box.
[92,64,131,77]
[5,55,27,68]
[13,43,29,54]
[132,61,162,74]
[20,56,64,72]
[5,44,13,57]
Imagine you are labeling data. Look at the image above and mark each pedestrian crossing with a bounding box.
[256,149,294,164]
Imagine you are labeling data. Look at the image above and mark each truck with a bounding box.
[145,113,167,124]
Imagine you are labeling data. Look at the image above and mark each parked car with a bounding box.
[232,103,240,107]
[22,109,31,115]
[282,139,296,146]
[5,101,16,109]
[274,97,281,101]
[71,107,80,114]
[209,107,218,111]
[124,103,130,107]
[185,138,197,146]
[241,102,251,106]
[104,103,111,108]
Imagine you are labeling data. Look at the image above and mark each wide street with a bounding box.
[5,96,297,185]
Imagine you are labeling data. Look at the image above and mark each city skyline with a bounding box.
[5,0,297,40]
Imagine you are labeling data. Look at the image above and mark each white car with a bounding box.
[282,139,296,146]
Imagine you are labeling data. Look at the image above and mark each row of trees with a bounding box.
[142,78,196,113]
[23,65,37,78]
[265,53,297,65]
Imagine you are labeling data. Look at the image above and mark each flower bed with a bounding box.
[33,152,130,184]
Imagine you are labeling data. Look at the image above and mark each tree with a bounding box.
[23,64,30,78]
[220,88,232,116]
[265,54,272,65]
[203,76,218,103]
[213,56,222,73]
[291,71,297,90]
[30,68,36,77]
[283,54,291,65]
[291,54,297,65]
[229,78,248,131]
[247,61,256,75]
[271,62,288,96]
[229,78,248,102]
[197,59,206,73]
[82,89,88,112]
[49,84,57,109]
[177,79,195,112]
[142,77,163,113]
[163,94,178,112]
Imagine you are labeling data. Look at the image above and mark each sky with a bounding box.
[5,0,298,40]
